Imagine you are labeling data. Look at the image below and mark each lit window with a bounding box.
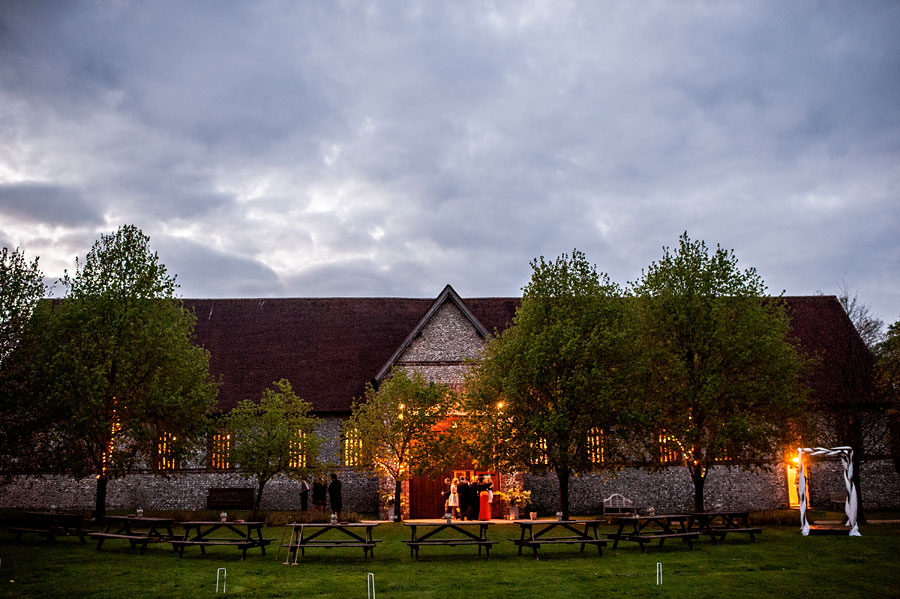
[210,432,231,470]
[588,428,605,464]
[658,432,682,464]
[532,438,549,465]
[289,429,306,469]
[156,432,178,471]
[342,428,363,467]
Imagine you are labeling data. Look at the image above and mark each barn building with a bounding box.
[2,285,898,516]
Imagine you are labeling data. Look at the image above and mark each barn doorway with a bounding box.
[408,467,502,519]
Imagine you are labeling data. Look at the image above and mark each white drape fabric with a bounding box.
[797,446,861,536]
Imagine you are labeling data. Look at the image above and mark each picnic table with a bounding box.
[89,515,176,554]
[9,512,88,544]
[510,519,608,559]
[687,511,762,542]
[281,522,382,563]
[611,515,699,552]
[172,521,273,560]
[403,520,498,559]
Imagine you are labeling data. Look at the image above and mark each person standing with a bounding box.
[442,477,451,514]
[478,474,492,521]
[457,476,470,520]
[448,478,460,518]
[299,479,309,511]
[312,477,327,511]
[467,477,480,520]
[329,473,343,514]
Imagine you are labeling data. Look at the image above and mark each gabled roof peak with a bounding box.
[374,284,490,381]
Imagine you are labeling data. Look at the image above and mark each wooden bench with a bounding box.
[282,522,382,562]
[207,488,255,510]
[88,532,160,554]
[699,527,763,542]
[282,539,382,558]
[9,513,89,544]
[511,520,607,560]
[8,526,87,544]
[602,493,634,514]
[405,538,498,558]
[170,538,273,560]
[626,531,699,552]
[509,536,607,557]
[687,512,762,543]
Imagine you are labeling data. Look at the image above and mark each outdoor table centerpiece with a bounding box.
[505,487,532,520]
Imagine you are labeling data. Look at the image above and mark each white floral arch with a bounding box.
[798,446,861,536]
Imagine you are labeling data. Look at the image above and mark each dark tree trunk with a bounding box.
[253,480,267,521]
[691,465,707,513]
[557,466,571,520]
[95,474,108,521]
[393,479,403,522]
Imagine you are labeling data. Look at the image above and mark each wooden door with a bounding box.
[409,475,445,519]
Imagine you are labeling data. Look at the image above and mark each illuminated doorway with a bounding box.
[785,461,810,508]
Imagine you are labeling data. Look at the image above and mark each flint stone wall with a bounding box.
[806,458,900,510]
[525,465,790,515]
[0,415,379,513]
[0,470,378,512]
[399,302,483,364]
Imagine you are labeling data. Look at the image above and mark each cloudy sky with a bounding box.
[1,1,898,322]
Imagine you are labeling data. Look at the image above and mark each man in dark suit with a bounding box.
[457,477,470,520]
[329,473,343,514]
[468,476,481,520]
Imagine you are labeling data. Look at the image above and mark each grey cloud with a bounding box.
[0,1,898,320]
[153,236,283,299]
[0,183,103,226]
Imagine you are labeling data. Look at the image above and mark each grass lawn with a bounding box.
[1,519,898,598]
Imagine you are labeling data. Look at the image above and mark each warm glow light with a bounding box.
[497,402,504,410]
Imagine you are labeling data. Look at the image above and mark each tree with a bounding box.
[631,233,806,513]
[0,247,46,473]
[10,225,218,518]
[876,321,900,476]
[826,286,889,522]
[225,379,322,519]
[343,368,453,521]
[838,283,884,349]
[0,246,45,362]
[463,250,640,520]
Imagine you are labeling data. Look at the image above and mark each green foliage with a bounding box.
[0,246,45,361]
[877,321,900,473]
[345,369,454,481]
[631,232,806,511]
[344,368,453,518]
[4,225,218,515]
[463,249,640,519]
[877,321,900,404]
[225,379,322,517]
[0,246,46,471]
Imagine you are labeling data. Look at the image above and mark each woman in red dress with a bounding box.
[477,475,492,520]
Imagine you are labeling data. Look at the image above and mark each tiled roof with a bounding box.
[184,294,862,414]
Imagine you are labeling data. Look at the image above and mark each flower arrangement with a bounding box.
[505,487,532,507]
